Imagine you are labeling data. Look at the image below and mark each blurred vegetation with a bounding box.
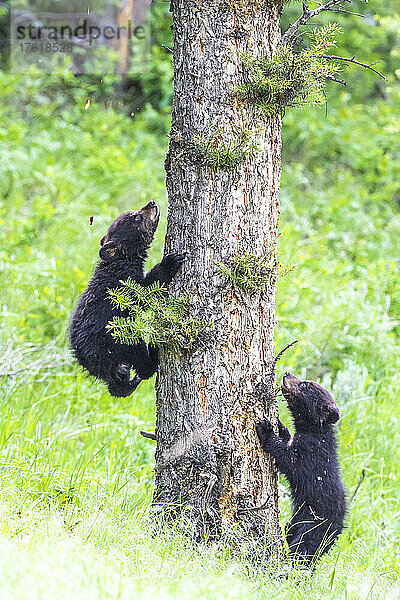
[0,0,399,597]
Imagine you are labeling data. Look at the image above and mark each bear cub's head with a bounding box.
[281,372,340,427]
[99,201,160,262]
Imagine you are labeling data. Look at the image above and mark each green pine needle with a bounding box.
[237,23,342,115]
[193,128,260,170]
[215,249,295,293]
[106,280,206,356]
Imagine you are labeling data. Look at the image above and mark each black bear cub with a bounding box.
[256,373,346,568]
[69,201,183,397]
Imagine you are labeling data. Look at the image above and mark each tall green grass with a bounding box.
[0,64,399,598]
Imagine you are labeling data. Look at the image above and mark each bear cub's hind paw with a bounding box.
[108,373,141,398]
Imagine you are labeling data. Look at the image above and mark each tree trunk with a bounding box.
[154,0,283,550]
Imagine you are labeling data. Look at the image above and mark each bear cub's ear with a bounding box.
[99,241,119,262]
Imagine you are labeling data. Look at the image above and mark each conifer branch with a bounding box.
[237,24,344,114]
[273,340,299,368]
[193,128,260,170]
[140,430,157,441]
[320,55,387,80]
[282,0,362,46]
[325,74,347,85]
[215,246,294,293]
[267,340,299,386]
[329,8,365,17]
[106,280,206,356]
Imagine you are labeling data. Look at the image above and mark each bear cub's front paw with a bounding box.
[256,418,274,444]
[162,252,184,276]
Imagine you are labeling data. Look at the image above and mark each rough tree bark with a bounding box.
[153,0,283,549]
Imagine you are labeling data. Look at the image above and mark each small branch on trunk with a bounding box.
[329,8,365,16]
[162,44,174,54]
[320,55,387,80]
[325,74,348,86]
[140,430,157,441]
[273,340,299,368]
[254,340,299,399]
[266,340,298,388]
[250,341,300,399]
[282,0,352,46]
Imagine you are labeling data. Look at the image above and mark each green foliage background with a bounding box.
[0,0,399,597]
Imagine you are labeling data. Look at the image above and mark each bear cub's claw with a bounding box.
[108,374,142,398]
[161,253,184,276]
[256,418,274,444]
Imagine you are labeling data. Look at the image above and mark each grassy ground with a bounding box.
[0,69,399,599]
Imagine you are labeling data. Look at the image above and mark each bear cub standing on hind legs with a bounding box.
[256,373,346,569]
[69,201,183,398]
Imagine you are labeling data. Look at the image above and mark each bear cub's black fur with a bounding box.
[256,373,346,567]
[69,201,183,397]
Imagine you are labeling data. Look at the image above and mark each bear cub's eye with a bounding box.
[134,214,142,222]
[299,381,307,390]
